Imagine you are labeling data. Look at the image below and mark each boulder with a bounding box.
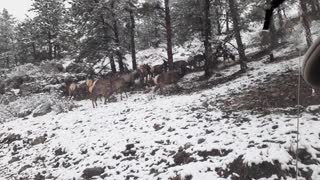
[19,83,41,96]
[33,102,52,117]
[81,167,105,179]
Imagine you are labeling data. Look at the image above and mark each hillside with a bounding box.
[1,43,320,180]
[1,2,320,179]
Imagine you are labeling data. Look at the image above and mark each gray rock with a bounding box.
[81,167,105,179]
[33,102,52,117]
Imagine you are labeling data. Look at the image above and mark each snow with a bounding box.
[1,52,320,179]
[1,10,320,180]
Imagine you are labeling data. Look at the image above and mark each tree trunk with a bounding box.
[129,9,137,70]
[300,0,313,48]
[54,45,57,59]
[267,0,278,49]
[111,0,124,72]
[164,0,174,70]
[109,54,117,73]
[277,8,284,29]
[203,0,215,76]
[6,57,9,68]
[32,42,37,61]
[313,0,320,16]
[228,0,247,71]
[216,7,222,35]
[226,11,230,32]
[48,31,53,60]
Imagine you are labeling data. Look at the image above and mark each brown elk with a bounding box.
[151,60,168,77]
[153,71,184,94]
[187,54,205,70]
[173,60,188,74]
[151,64,164,77]
[138,64,152,85]
[88,79,113,108]
[68,82,78,100]
[111,76,128,100]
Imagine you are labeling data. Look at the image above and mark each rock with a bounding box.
[33,102,52,117]
[6,76,24,89]
[54,147,66,156]
[1,134,21,144]
[173,150,194,165]
[31,134,47,146]
[18,165,32,174]
[8,156,20,164]
[19,83,41,96]
[34,173,45,180]
[153,124,164,131]
[17,109,32,118]
[197,138,206,144]
[126,144,134,150]
[81,167,105,179]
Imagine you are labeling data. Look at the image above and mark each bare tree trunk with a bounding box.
[226,11,230,32]
[277,8,284,29]
[48,31,53,60]
[228,0,247,71]
[32,42,37,61]
[54,45,57,59]
[215,6,222,35]
[300,0,313,48]
[203,0,215,76]
[111,0,124,72]
[109,54,117,73]
[6,57,9,68]
[129,9,137,70]
[164,0,174,70]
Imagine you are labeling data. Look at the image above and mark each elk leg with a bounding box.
[92,96,96,108]
[160,84,164,95]
[153,85,159,93]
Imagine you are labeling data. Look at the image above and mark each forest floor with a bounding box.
[0,44,320,180]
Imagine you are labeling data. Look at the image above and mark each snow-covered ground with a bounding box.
[1,54,320,179]
[2,10,320,180]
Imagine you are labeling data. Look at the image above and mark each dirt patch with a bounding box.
[223,70,320,111]
[217,155,296,180]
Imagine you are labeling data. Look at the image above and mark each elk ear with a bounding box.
[303,37,320,88]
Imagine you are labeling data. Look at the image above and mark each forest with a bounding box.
[1,0,320,179]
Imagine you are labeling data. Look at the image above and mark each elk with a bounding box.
[173,60,188,74]
[88,79,113,108]
[68,82,78,100]
[151,64,164,77]
[153,71,184,94]
[119,70,139,86]
[111,76,128,100]
[138,64,152,85]
[151,60,168,77]
[187,54,205,70]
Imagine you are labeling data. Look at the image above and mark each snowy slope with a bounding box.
[1,55,320,180]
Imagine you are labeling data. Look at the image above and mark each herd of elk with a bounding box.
[68,50,236,107]
[86,72,135,108]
